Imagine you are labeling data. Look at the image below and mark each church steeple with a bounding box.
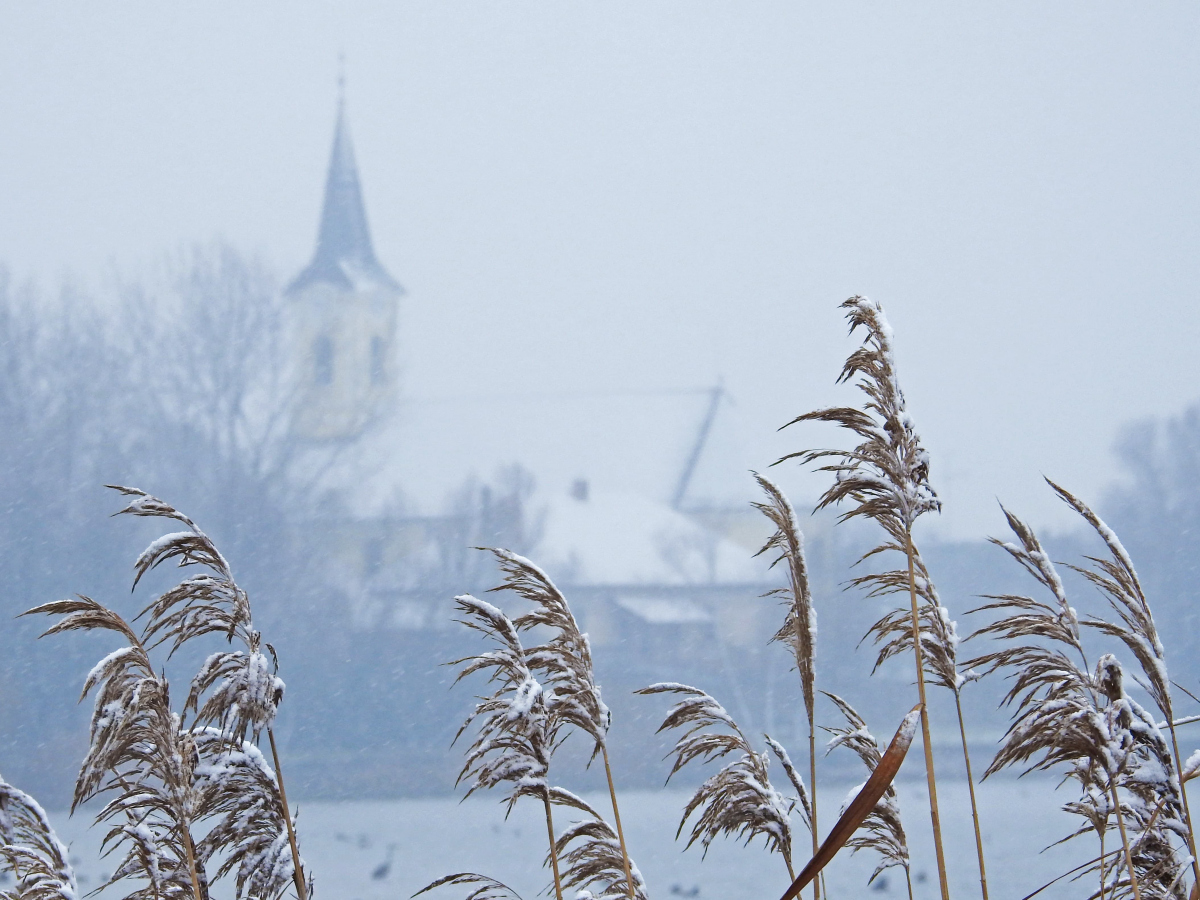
[287,89,401,295]
[284,78,402,442]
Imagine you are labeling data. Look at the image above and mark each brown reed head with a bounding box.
[450,594,558,814]
[0,776,77,900]
[820,692,911,886]
[753,474,817,724]
[637,683,797,869]
[545,787,648,900]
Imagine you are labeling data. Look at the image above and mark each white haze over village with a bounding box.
[3,3,1200,541]
[7,8,1200,900]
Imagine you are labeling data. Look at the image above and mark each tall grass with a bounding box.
[780,295,986,900]
[427,551,647,900]
[753,474,820,899]
[9,294,1200,900]
[0,776,77,900]
[19,487,308,900]
[968,485,1196,899]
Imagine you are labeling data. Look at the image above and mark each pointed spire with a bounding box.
[288,77,402,295]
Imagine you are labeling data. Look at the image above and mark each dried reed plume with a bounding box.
[192,729,312,900]
[547,788,648,900]
[821,693,912,899]
[448,593,565,900]
[25,595,208,900]
[637,683,804,881]
[0,776,78,900]
[752,474,820,899]
[1050,481,1200,888]
[106,485,307,900]
[415,873,525,900]
[779,295,977,900]
[23,488,309,900]
[969,496,1192,900]
[485,549,636,900]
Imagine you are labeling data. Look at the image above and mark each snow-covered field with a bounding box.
[42,777,1083,900]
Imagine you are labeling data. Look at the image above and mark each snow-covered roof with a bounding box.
[532,486,768,586]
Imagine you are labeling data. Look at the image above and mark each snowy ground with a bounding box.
[41,777,1087,900]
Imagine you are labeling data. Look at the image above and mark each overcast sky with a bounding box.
[2,3,1198,540]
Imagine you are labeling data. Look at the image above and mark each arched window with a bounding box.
[313,334,334,386]
[370,334,386,386]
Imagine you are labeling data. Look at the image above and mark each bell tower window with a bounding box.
[370,335,386,385]
[314,334,334,386]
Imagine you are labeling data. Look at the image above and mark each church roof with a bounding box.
[287,98,403,295]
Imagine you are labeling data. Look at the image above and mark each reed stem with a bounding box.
[809,720,819,900]
[906,528,950,900]
[602,746,636,900]
[1099,824,1107,900]
[543,789,565,900]
[1109,778,1142,900]
[1164,719,1200,889]
[268,727,308,900]
[181,822,204,900]
[953,692,989,900]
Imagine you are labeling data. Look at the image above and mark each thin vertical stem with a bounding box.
[954,693,989,900]
[268,727,308,900]
[1098,824,1107,900]
[1164,719,1200,889]
[601,746,636,900]
[906,528,950,900]
[181,823,204,900]
[543,789,565,900]
[809,719,820,900]
[1110,778,1142,900]
[905,867,914,900]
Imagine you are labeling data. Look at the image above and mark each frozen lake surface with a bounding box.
[41,777,1088,900]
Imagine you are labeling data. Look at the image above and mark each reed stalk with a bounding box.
[1099,827,1107,900]
[953,693,988,900]
[905,530,950,900]
[807,723,818,900]
[753,473,818,899]
[1109,779,1143,900]
[269,726,308,900]
[1162,716,1200,890]
[182,825,204,900]
[542,790,565,900]
[601,746,636,900]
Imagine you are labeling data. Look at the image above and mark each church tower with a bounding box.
[286,90,402,441]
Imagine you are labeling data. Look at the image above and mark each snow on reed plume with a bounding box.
[484,549,638,900]
[968,493,1193,899]
[22,488,308,900]
[778,295,980,900]
[0,776,77,900]
[446,593,567,900]
[636,683,805,881]
[439,551,648,900]
[23,595,210,900]
[449,593,559,812]
[546,788,648,900]
[1050,479,1200,887]
[820,693,911,899]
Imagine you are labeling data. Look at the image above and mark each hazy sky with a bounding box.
[2,3,1199,540]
